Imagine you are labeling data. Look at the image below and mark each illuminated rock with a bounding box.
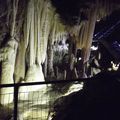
[0,39,18,105]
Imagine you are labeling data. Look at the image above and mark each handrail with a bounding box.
[0,78,86,88]
[0,78,85,120]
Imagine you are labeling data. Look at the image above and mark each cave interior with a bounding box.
[0,0,120,120]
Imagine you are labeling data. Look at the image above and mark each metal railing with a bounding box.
[0,79,85,120]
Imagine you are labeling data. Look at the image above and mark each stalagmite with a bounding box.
[0,39,18,104]
[0,0,19,105]
[19,64,45,98]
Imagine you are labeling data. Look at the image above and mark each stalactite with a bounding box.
[6,0,11,26]
[47,35,54,79]
[83,9,97,63]
[19,0,46,96]
[74,0,120,55]
[29,0,35,66]
[47,15,63,77]
[14,39,26,83]
[46,12,66,80]
[77,23,85,49]
[81,9,96,77]
[10,0,19,37]
[36,0,42,65]
[19,0,59,95]
[51,14,58,43]
[34,1,38,62]
[96,0,118,21]
[47,38,54,79]
[24,0,45,85]
[14,0,26,83]
[47,13,57,79]
[87,1,117,60]
[75,0,117,78]
[41,9,49,64]
[36,0,54,65]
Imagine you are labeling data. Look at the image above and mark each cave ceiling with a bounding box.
[51,0,120,25]
[0,0,120,43]
[0,0,120,31]
[0,0,120,24]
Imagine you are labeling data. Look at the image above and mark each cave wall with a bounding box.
[0,0,120,105]
[0,0,66,104]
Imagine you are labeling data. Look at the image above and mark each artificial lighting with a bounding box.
[91,45,98,50]
[97,19,100,22]
[78,57,82,60]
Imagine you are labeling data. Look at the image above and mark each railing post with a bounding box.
[14,84,19,120]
